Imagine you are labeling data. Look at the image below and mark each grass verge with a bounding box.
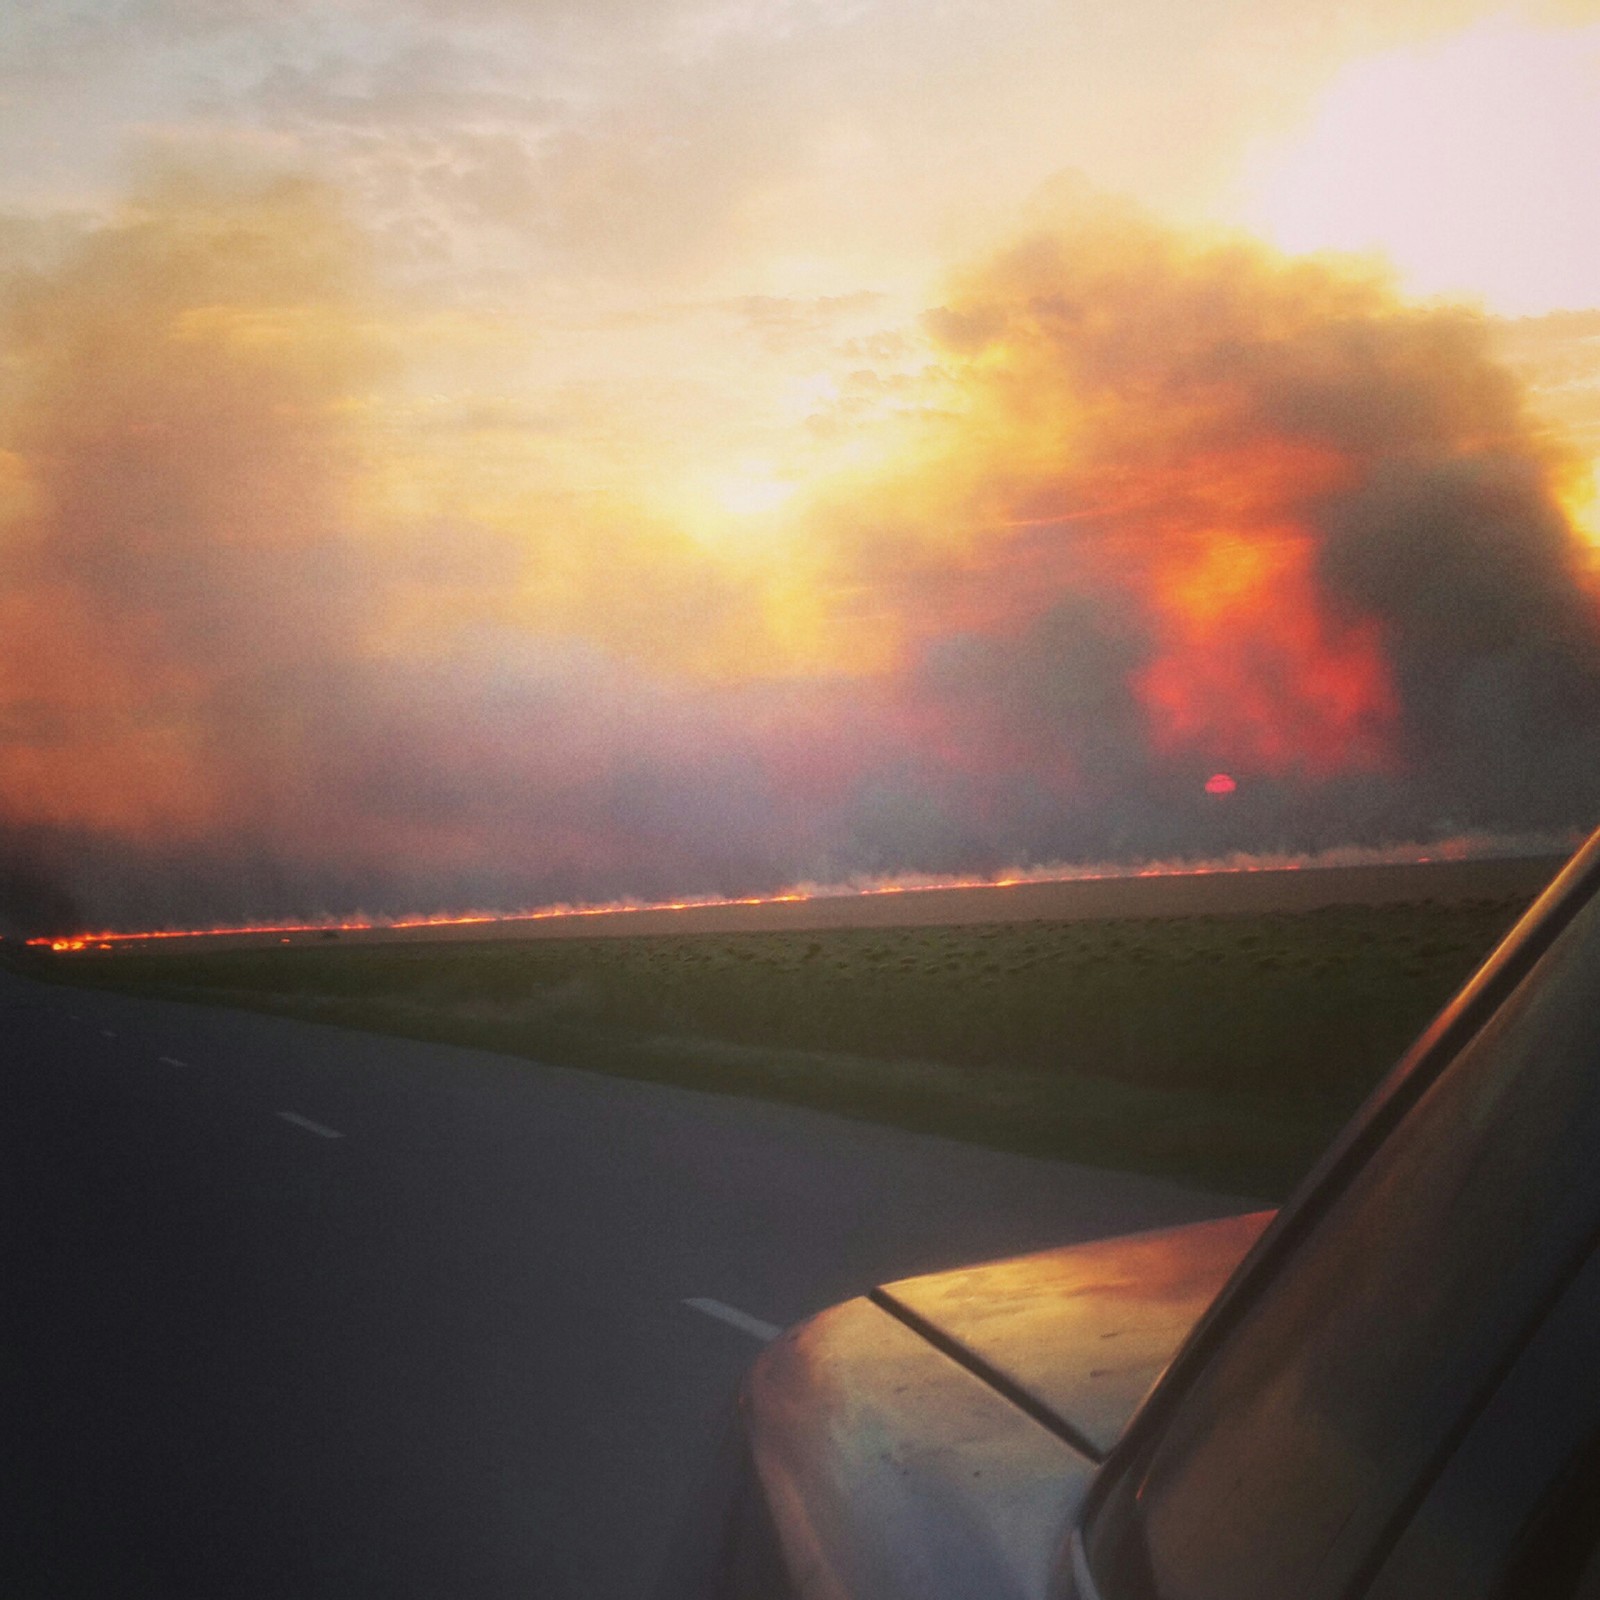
[25,893,1539,1197]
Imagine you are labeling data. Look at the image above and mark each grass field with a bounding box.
[30,892,1540,1197]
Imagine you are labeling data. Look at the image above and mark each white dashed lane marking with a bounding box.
[276,1111,344,1140]
[100,1030,116,1040]
[157,1056,190,1069]
[683,1298,782,1342]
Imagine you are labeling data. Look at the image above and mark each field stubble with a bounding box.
[38,895,1536,1196]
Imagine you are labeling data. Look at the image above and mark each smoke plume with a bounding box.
[2,174,1597,934]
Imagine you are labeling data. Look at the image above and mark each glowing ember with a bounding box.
[1205,773,1238,795]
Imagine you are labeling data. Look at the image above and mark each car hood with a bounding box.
[871,1209,1276,1459]
[729,1211,1275,1600]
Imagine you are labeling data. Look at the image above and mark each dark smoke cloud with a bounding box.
[1316,454,1600,827]
[0,828,83,938]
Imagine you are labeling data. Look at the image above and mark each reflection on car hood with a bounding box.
[744,1293,1100,1600]
[873,1210,1276,1459]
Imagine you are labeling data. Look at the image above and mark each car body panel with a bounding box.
[737,1213,1274,1599]
[874,1210,1275,1458]
[743,1294,1096,1600]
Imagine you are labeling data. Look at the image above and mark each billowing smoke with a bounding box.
[1,173,1596,935]
[798,191,1600,868]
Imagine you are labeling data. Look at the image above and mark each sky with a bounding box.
[2,0,1599,933]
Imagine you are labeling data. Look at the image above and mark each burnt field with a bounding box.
[31,860,1562,1197]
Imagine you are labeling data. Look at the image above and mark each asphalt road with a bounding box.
[0,966,1245,1598]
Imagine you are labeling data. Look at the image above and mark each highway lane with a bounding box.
[0,967,1246,1598]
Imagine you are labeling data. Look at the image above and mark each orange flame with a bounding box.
[25,833,1574,949]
